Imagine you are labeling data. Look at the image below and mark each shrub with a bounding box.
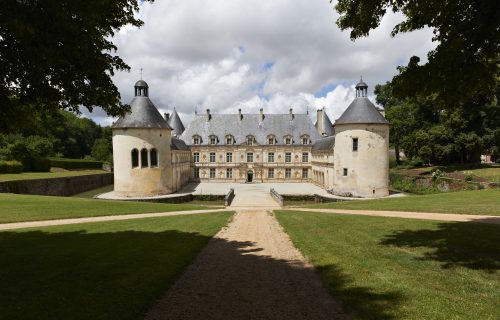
[0,160,23,173]
[431,169,444,181]
[49,158,103,170]
[30,158,51,172]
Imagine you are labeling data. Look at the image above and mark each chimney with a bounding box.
[316,108,324,135]
[259,108,264,122]
[289,108,293,120]
[205,109,211,121]
[164,113,170,121]
[238,108,242,121]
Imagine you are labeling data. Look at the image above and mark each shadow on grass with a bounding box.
[380,220,500,271]
[314,264,405,320]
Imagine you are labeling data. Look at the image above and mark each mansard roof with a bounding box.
[179,113,320,145]
[312,135,335,151]
[113,96,172,129]
[335,97,389,125]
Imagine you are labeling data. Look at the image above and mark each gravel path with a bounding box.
[287,208,500,224]
[144,209,346,320]
[0,209,232,231]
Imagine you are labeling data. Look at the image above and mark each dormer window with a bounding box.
[225,135,234,145]
[246,135,255,146]
[301,135,310,145]
[209,135,218,145]
[193,135,202,145]
[284,136,292,145]
[267,135,276,145]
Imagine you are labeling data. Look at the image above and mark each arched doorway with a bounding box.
[247,170,253,182]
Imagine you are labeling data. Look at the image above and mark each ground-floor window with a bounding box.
[226,168,232,178]
[210,168,216,178]
[268,168,274,178]
[194,168,200,179]
[302,168,308,178]
[285,168,291,179]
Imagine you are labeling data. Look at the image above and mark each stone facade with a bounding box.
[112,79,390,198]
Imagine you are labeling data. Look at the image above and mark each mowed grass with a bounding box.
[304,189,500,216]
[276,211,500,319]
[0,193,223,223]
[468,167,500,183]
[0,170,107,182]
[0,212,233,320]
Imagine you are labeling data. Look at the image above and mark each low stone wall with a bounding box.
[0,173,113,196]
[225,188,235,206]
[270,188,283,206]
[116,193,194,204]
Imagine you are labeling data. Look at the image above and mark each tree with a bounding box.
[0,0,152,131]
[334,0,500,108]
[91,138,112,163]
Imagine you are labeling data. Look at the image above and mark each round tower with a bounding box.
[112,80,174,197]
[333,78,389,198]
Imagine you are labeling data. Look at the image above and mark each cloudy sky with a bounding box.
[86,0,436,126]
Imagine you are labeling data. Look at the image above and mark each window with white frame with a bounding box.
[210,168,216,178]
[194,152,200,163]
[268,168,274,178]
[285,152,292,163]
[302,168,308,178]
[210,152,216,163]
[301,135,310,145]
[285,168,291,179]
[268,152,274,162]
[209,135,218,145]
[302,152,309,162]
[226,152,232,163]
[193,135,201,145]
[246,135,255,145]
[226,168,233,178]
[226,135,234,145]
[267,135,276,145]
[247,152,254,163]
[284,136,292,145]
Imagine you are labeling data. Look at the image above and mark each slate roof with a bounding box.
[135,80,148,87]
[167,108,185,136]
[314,112,334,136]
[113,96,172,129]
[312,135,335,151]
[335,97,389,125]
[171,137,190,150]
[179,113,320,146]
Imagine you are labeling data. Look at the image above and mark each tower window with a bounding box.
[343,168,348,176]
[353,138,358,152]
[141,148,148,168]
[131,149,139,168]
[150,148,158,167]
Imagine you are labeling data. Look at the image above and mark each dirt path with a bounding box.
[145,209,346,320]
[287,208,500,224]
[0,209,232,231]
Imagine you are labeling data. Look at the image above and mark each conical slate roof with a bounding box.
[314,112,334,136]
[167,108,185,136]
[335,97,389,125]
[113,96,172,129]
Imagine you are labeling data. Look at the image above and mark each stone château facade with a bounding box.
[112,78,389,198]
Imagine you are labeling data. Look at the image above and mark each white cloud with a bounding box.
[90,0,436,126]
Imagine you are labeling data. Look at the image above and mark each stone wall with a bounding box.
[0,173,113,196]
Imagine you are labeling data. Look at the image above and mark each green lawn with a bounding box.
[468,167,500,183]
[0,193,223,223]
[304,189,500,216]
[276,211,499,319]
[71,184,114,198]
[0,212,232,320]
[0,170,107,182]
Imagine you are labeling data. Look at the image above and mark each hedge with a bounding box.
[49,158,103,170]
[0,160,23,173]
[30,158,51,172]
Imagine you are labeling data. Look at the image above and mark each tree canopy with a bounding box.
[0,0,152,131]
[334,0,500,107]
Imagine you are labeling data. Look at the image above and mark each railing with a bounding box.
[270,188,283,206]
[225,188,235,206]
